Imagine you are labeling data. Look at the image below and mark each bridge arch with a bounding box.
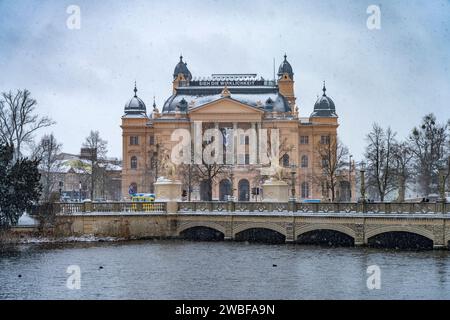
[177,221,226,236]
[295,224,357,240]
[365,226,435,243]
[232,222,287,238]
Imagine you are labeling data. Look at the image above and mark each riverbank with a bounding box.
[0,230,125,244]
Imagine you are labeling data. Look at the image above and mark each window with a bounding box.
[320,135,330,144]
[131,156,138,169]
[282,154,290,167]
[301,155,308,168]
[237,154,250,165]
[322,156,329,168]
[300,136,309,144]
[301,182,310,198]
[149,135,155,145]
[130,136,139,145]
[150,156,156,170]
[245,154,250,165]
[240,134,249,145]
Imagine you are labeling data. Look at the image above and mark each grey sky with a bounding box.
[0,0,449,160]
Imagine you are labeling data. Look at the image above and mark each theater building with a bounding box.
[121,55,355,202]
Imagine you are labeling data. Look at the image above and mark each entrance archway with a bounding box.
[219,179,231,201]
[200,180,212,201]
[339,181,351,202]
[238,179,250,201]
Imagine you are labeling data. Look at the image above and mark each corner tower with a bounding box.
[172,55,192,93]
[277,54,296,110]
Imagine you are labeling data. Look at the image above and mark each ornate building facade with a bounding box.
[121,55,355,202]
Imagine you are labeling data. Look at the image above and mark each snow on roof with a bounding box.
[42,156,122,174]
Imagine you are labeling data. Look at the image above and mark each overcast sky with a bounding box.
[0,0,449,160]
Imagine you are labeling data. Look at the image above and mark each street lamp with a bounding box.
[437,156,450,203]
[290,164,297,200]
[58,181,63,202]
[349,155,353,201]
[359,160,366,203]
[229,171,234,201]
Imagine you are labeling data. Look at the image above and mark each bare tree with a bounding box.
[31,134,62,202]
[314,136,349,202]
[392,141,414,202]
[0,89,54,158]
[364,124,397,202]
[82,130,108,200]
[409,114,448,196]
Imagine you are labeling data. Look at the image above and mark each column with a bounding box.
[250,122,257,164]
[233,122,238,165]
[256,122,260,165]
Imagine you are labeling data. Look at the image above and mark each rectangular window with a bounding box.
[322,156,329,168]
[320,135,330,145]
[300,136,309,144]
[149,135,155,145]
[130,136,139,145]
[245,154,250,165]
[240,134,249,145]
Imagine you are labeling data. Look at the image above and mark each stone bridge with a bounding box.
[175,212,449,247]
[54,201,450,249]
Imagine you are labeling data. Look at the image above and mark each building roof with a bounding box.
[123,83,147,117]
[278,54,294,79]
[173,55,192,81]
[162,78,291,113]
[310,82,338,118]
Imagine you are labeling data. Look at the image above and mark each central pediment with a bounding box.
[189,97,264,122]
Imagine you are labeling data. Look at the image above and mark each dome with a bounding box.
[278,54,294,79]
[173,55,192,81]
[310,82,337,117]
[124,83,147,116]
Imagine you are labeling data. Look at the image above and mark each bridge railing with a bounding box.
[56,201,167,214]
[178,201,290,213]
[54,201,449,215]
[178,201,450,214]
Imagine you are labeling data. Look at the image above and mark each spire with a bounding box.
[153,96,156,109]
[180,54,183,62]
[134,81,138,97]
[284,53,287,61]
[322,81,327,96]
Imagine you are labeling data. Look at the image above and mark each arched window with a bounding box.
[238,179,250,201]
[131,156,138,169]
[129,182,137,195]
[301,182,310,199]
[150,156,155,170]
[282,154,290,167]
[301,155,308,168]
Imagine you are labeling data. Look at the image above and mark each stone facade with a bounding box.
[121,55,356,202]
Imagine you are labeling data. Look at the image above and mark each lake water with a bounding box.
[1,240,449,299]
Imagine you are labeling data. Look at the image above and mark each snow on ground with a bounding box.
[13,235,124,244]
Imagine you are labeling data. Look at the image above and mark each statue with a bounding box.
[159,149,178,181]
[269,161,284,181]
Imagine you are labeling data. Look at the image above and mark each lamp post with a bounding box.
[230,171,234,201]
[359,161,366,203]
[349,154,353,201]
[58,181,63,202]
[290,164,297,200]
[438,156,450,203]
